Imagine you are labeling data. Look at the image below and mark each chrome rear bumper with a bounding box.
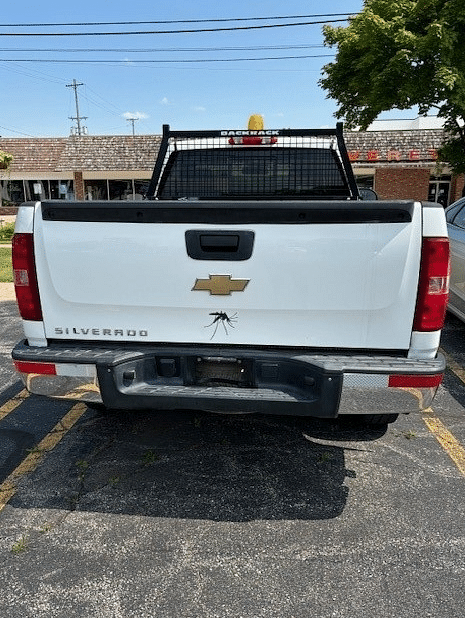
[12,340,445,417]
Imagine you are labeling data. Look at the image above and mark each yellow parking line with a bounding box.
[439,347,465,384]
[0,389,28,421]
[419,348,465,476]
[423,409,465,477]
[0,402,88,512]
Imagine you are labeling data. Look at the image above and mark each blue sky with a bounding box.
[0,0,410,137]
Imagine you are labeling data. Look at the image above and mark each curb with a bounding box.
[0,283,15,303]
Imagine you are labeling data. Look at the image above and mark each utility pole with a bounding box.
[127,116,139,136]
[66,79,88,136]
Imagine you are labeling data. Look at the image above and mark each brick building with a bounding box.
[345,127,465,206]
[1,127,464,213]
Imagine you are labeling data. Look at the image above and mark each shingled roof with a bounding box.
[0,138,67,173]
[0,135,161,173]
[56,135,161,171]
[0,129,447,174]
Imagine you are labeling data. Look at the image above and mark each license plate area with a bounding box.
[194,356,254,388]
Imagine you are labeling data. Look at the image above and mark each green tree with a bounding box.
[0,150,14,171]
[320,0,465,173]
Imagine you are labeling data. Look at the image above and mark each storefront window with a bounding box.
[85,180,108,200]
[50,180,74,200]
[109,180,133,200]
[355,174,376,199]
[1,180,25,206]
[25,180,48,200]
[428,175,451,207]
[2,178,150,203]
[134,180,150,200]
[355,174,374,189]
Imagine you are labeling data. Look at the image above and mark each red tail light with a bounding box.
[13,360,56,375]
[388,374,443,388]
[12,233,43,321]
[413,237,450,332]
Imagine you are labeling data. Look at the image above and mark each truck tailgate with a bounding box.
[34,200,422,350]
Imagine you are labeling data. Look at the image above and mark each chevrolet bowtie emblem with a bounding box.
[192,275,250,295]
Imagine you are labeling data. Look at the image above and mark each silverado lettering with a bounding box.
[54,328,148,337]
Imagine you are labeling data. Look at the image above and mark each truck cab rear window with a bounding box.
[157,147,351,200]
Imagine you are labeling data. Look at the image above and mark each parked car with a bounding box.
[446,197,465,321]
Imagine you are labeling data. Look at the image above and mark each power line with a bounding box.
[0,18,349,37]
[0,14,355,28]
[0,54,334,64]
[0,124,37,137]
[0,44,326,53]
[0,60,66,84]
[83,86,126,117]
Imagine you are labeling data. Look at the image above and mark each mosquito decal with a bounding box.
[205,312,237,339]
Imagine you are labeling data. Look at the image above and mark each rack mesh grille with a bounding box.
[156,134,350,200]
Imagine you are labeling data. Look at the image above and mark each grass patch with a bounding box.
[0,222,14,243]
[0,247,13,283]
[11,535,29,555]
[141,449,160,466]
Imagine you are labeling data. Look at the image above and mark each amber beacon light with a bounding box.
[228,114,278,146]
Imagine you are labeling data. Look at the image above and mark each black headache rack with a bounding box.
[146,123,360,201]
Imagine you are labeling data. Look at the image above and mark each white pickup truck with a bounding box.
[11,121,449,426]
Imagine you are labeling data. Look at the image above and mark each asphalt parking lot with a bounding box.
[1,299,465,618]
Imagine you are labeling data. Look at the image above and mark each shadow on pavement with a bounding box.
[9,408,386,522]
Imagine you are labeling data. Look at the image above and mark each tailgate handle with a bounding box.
[185,230,255,261]
[200,234,239,252]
